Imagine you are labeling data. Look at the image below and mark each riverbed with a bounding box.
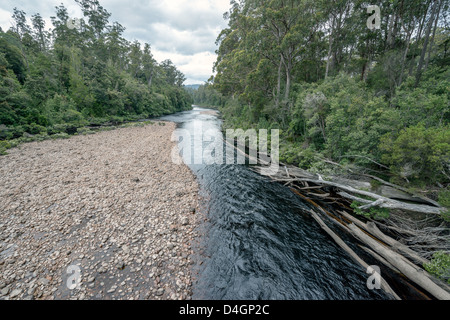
[0,122,199,300]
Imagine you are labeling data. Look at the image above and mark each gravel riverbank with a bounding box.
[0,122,200,300]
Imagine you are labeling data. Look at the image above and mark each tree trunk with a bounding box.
[398,27,413,87]
[425,0,442,71]
[285,67,291,101]
[409,0,431,76]
[349,224,450,300]
[275,56,283,107]
[338,210,429,266]
[309,210,401,300]
[325,16,335,79]
[415,0,438,86]
[283,55,292,101]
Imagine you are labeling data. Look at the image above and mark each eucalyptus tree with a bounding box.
[31,13,48,52]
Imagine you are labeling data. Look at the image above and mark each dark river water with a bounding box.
[160,106,391,300]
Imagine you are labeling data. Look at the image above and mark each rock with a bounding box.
[98,267,106,274]
[107,286,117,294]
[181,217,189,226]
[10,289,22,298]
[38,278,49,286]
[27,287,36,296]
[1,287,10,296]
[116,261,126,270]
[156,288,165,296]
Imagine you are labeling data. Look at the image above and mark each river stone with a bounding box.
[156,288,165,296]
[10,289,22,298]
[1,287,10,296]
[116,261,126,270]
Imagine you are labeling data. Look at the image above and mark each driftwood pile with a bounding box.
[251,162,450,300]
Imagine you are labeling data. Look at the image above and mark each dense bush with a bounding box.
[380,125,450,185]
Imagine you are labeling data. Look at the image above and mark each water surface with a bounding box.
[161,107,390,300]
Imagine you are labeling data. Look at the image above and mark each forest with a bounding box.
[0,0,193,150]
[201,0,450,211]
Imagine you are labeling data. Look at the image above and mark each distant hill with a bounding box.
[184,84,202,90]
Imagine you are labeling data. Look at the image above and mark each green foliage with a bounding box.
[213,0,449,190]
[439,190,450,209]
[190,83,225,107]
[380,125,450,185]
[438,190,450,222]
[424,251,450,284]
[351,201,390,221]
[0,1,193,144]
[0,140,12,155]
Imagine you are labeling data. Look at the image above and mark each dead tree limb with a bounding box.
[338,210,430,266]
[288,177,446,216]
[308,210,401,300]
[348,223,450,300]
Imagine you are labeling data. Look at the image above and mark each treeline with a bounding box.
[189,83,226,108]
[213,0,449,193]
[0,0,193,141]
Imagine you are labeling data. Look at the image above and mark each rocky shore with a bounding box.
[0,122,200,300]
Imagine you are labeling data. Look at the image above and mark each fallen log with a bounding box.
[358,245,401,274]
[308,210,401,300]
[338,210,430,266]
[254,164,447,216]
[311,156,440,207]
[348,223,450,300]
[283,176,446,216]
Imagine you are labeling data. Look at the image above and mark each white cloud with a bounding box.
[153,49,217,84]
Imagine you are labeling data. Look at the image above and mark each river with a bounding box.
[160,106,391,300]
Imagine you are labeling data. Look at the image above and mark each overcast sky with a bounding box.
[0,0,231,84]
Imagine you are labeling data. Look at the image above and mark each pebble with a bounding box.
[1,287,10,296]
[156,288,165,296]
[0,123,200,301]
[10,289,22,298]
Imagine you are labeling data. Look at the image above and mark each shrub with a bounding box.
[0,125,12,140]
[48,124,70,135]
[380,125,450,185]
[438,189,450,222]
[77,127,94,135]
[0,140,11,155]
[23,123,47,135]
[424,251,450,284]
[62,109,85,125]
